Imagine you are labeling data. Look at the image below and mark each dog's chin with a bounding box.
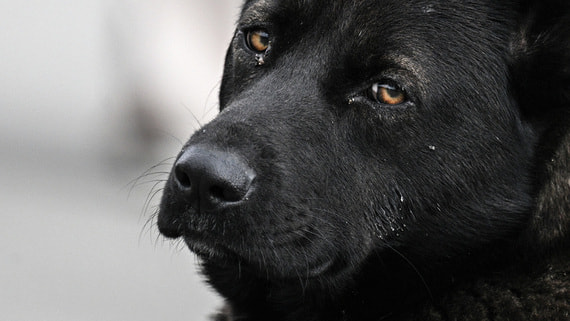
[182,234,237,262]
[182,233,342,280]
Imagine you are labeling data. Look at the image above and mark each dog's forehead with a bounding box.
[238,0,512,93]
[238,0,503,52]
[239,0,508,31]
[240,0,467,22]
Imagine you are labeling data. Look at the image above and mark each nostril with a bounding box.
[209,185,226,201]
[174,166,192,189]
[208,182,246,203]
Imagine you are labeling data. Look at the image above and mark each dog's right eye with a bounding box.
[246,29,270,53]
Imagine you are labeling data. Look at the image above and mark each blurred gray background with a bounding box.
[0,0,241,320]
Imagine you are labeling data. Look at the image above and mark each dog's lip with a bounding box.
[182,232,237,260]
[182,231,340,278]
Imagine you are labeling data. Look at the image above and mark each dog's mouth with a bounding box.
[179,229,341,280]
[182,232,238,262]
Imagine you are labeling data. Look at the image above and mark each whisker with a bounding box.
[141,183,165,221]
[130,175,170,191]
[203,81,222,119]
[382,242,433,301]
[181,102,203,129]
[139,208,158,245]
[124,156,174,197]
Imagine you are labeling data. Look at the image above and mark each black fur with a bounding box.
[157,0,570,320]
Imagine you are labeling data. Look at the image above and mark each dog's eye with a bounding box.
[370,83,407,105]
[246,29,270,53]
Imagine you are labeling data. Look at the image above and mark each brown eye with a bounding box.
[371,83,406,105]
[246,29,270,53]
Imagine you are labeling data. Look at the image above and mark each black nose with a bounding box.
[172,146,255,212]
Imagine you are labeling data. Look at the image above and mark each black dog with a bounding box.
[158,0,570,320]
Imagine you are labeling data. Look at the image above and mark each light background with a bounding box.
[0,1,242,320]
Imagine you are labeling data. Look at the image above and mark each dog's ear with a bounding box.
[510,0,570,120]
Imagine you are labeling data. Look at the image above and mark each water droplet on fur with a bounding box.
[422,4,435,13]
[428,145,436,151]
[255,54,265,65]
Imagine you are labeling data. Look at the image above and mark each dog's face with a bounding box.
[158,0,535,283]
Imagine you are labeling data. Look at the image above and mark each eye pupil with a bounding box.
[247,30,270,53]
[385,87,401,99]
[371,83,406,105]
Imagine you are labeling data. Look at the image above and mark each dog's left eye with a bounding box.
[370,82,407,105]
[246,29,270,53]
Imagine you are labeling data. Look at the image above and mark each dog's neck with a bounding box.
[202,237,540,321]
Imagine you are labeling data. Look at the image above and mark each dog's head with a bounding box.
[158,0,569,286]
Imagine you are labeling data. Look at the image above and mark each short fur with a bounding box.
[157,0,570,320]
